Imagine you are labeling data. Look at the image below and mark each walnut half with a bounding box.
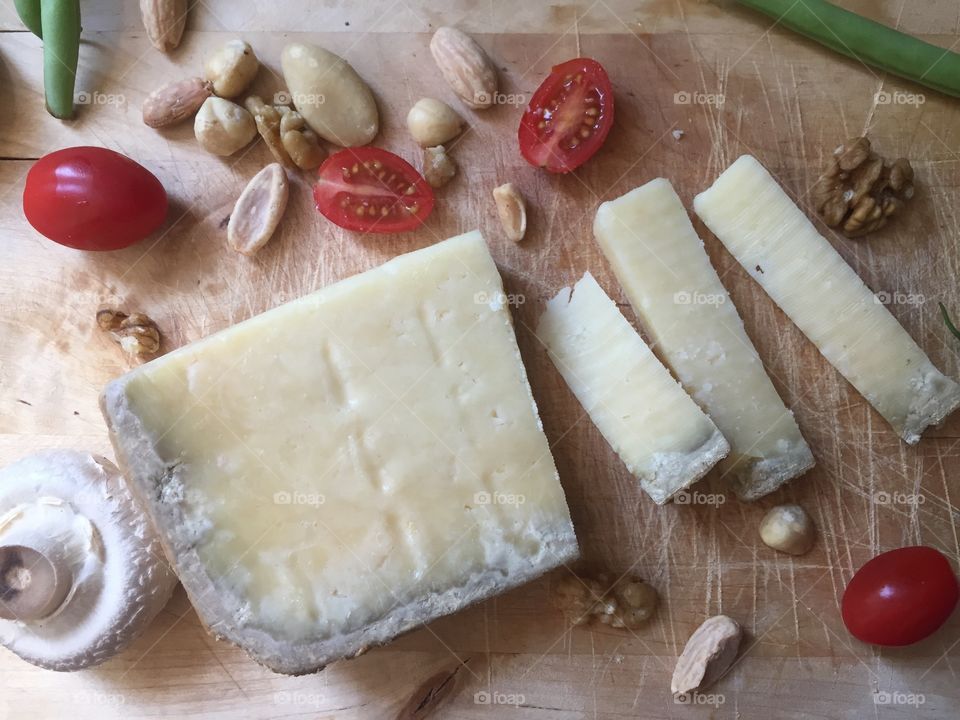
[552,572,658,629]
[96,309,162,357]
[811,136,914,238]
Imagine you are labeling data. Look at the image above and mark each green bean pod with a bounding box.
[14,0,43,37]
[734,0,960,98]
[39,0,81,119]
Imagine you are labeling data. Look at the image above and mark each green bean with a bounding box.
[733,0,960,98]
[39,0,81,119]
[940,303,960,344]
[14,0,42,37]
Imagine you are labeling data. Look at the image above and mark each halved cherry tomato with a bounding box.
[23,146,168,251]
[313,148,434,233]
[841,546,959,646]
[519,58,614,173]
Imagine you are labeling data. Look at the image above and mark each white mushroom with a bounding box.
[0,450,177,670]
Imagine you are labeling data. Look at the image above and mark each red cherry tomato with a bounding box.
[23,147,168,251]
[518,57,614,173]
[842,546,958,646]
[313,148,434,233]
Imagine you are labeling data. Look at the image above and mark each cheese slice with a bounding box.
[694,155,960,443]
[594,179,814,500]
[101,231,578,675]
[536,272,729,504]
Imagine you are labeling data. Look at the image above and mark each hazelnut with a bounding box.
[406,98,464,147]
[759,504,815,555]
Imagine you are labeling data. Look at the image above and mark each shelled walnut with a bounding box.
[423,145,457,188]
[245,97,326,170]
[811,136,914,238]
[553,572,658,629]
[96,309,161,356]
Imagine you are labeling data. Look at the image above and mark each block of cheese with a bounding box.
[101,231,578,675]
[536,272,729,504]
[694,155,960,443]
[594,179,814,500]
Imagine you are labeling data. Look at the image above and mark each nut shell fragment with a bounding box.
[227,163,289,256]
[671,615,742,696]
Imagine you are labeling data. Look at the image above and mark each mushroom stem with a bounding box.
[0,544,73,622]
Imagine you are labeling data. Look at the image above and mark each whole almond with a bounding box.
[492,183,527,242]
[429,27,498,110]
[142,77,213,128]
[227,164,289,256]
[140,0,187,53]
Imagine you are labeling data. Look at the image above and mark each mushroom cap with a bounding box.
[0,450,178,670]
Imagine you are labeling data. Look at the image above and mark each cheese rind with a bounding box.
[101,231,578,674]
[694,155,960,443]
[536,272,729,504]
[594,179,814,500]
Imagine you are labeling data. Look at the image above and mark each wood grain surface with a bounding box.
[2,1,960,718]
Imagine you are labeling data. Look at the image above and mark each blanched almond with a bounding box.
[142,77,213,128]
[429,27,498,110]
[281,42,379,147]
[227,164,289,256]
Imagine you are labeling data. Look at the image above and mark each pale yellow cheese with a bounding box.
[536,272,729,504]
[694,155,960,443]
[102,231,578,673]
[594,179,813,500]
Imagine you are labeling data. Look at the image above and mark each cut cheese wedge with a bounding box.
[536,272,729,504]
[694,155,960,443]
[595,179,814,500]
[101,231,578,675]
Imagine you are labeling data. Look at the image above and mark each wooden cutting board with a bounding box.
[1,1,959,717]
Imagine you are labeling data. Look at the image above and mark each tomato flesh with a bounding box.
[519,58,614,173]
[841,546,958,646]
[23,146,168,251]
[313,148,434,233]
